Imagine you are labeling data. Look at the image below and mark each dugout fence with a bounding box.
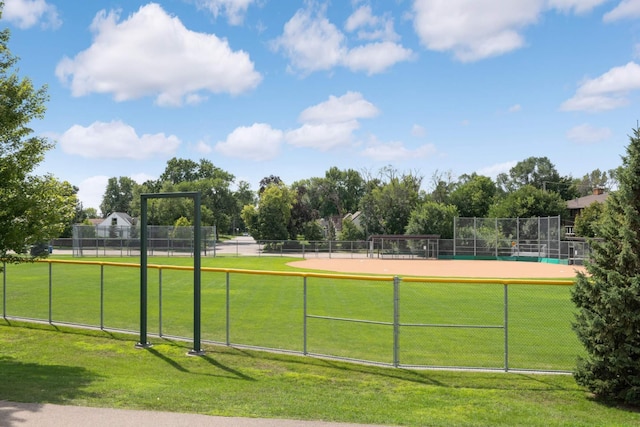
[1,259,581,373]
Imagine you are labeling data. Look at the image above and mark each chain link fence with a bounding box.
[454,216,562,260]
[61,221,587,264]
[1,260,581,372]
[71,225,217,257]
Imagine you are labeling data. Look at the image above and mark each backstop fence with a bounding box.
[453,216,562,260]
[1,259,581,373]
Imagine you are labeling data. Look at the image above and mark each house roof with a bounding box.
[98,212,135,226]
[113,212,134,224]
[566,193,609,210]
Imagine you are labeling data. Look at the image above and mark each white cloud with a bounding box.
[411,0,606,62]
[476,161,518,179]
[508,104,522,112]
[361,139,437,161]
[566,124,612,144]
[411,124,427,137]
[561,61,640,112]
[343,42,415,75]
[194,0,256,25]
[55,4,261,106]
[345,5,399,42]
[273,5,412,75]
[604,0,640,22]
[286,121,361,150]
[215,123,284,161]
[77,176,109,211]
[59,120,181,159]
[130,173,157,184]
[298,92,379,124]
[549,0,609,14]
[286,92,379,150]
[3,0,61,29]
[194,140,213,154]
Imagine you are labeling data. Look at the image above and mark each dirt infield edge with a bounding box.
[287,258,586,279]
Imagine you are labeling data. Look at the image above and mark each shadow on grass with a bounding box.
[0,320,579,393]
[144,347,256,381]
[0,356,101,427]
[225,346,580,392]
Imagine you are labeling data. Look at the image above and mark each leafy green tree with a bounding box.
[572,127,640,405]
[573,202,604,238]
[427,170,455,204]
[79,219,97,238]
[496,156,577,200]
[131,158,238,235]
[307,167,365,217]
[259,175,282,194]
[172,216,192,240]
[160,158,232,184]
[572,169,613,197]
[288,183,317,240]
[241,184,294,241]
[0,19,76,264]
[339,217,365,241]
[302,221,324,241]
[60,186,85,238]
[232,180,255,233]
[359,168,422,236]
[488,185,567,219]
[83,207,98,218]
[449,174,496,217]
[100,176,137,217]
[406,201,458,239]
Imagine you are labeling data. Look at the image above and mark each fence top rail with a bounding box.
[401,276,575,286]
[33,259,576,286]
[34,259,395,282]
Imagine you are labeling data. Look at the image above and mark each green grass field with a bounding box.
[1,256,582,371]
[3,256,639,426]
[3,320,639,426]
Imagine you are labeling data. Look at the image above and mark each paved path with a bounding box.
[0,401,389,427]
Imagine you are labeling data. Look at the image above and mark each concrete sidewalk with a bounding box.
[0,401,388,427]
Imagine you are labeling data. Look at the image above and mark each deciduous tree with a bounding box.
[0,18,76,264]
[100,176,136,217]
[406,201,458,239]
[449,174,496,218]
[241,183,294,241]
[488,185,567,219]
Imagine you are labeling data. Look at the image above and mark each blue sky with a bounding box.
[4,0,640,213]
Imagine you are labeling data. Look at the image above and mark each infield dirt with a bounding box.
[288,259,585,279]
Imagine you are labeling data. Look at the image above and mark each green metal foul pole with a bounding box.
[136,194,151,348]
[190,191,203,355]
[136,191,203,355]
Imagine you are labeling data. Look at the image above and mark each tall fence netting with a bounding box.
[454,216,562,259]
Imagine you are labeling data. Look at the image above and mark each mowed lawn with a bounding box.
[1,321,639,426]
[1,256,639,426]
[1,255,581,370]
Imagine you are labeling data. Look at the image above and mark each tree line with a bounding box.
[81,156,618,241]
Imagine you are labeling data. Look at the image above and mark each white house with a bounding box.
[343,211,362,229]
[96,212,135,238]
